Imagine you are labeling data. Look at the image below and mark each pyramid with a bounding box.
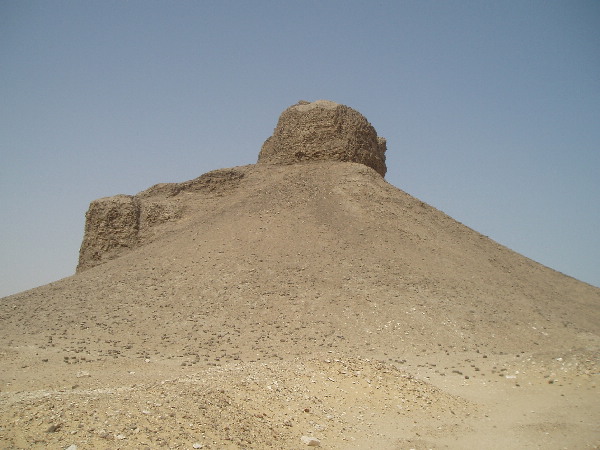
[1,101,598,449]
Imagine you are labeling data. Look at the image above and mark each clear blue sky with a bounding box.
[1,1,599,297]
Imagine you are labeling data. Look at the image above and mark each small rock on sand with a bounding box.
[301,435,321,446]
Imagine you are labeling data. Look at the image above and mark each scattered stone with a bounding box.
[301,435,321,446]
[192,443,204,449]
[65,445,78,450]
[46,424,61,433]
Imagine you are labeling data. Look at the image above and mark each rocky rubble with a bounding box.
[0,358,473,449]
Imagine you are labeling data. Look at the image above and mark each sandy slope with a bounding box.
[1,161,598,449]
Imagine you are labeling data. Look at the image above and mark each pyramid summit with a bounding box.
[258,100,387,177]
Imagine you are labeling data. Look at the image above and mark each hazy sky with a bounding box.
[1,1,599,297]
